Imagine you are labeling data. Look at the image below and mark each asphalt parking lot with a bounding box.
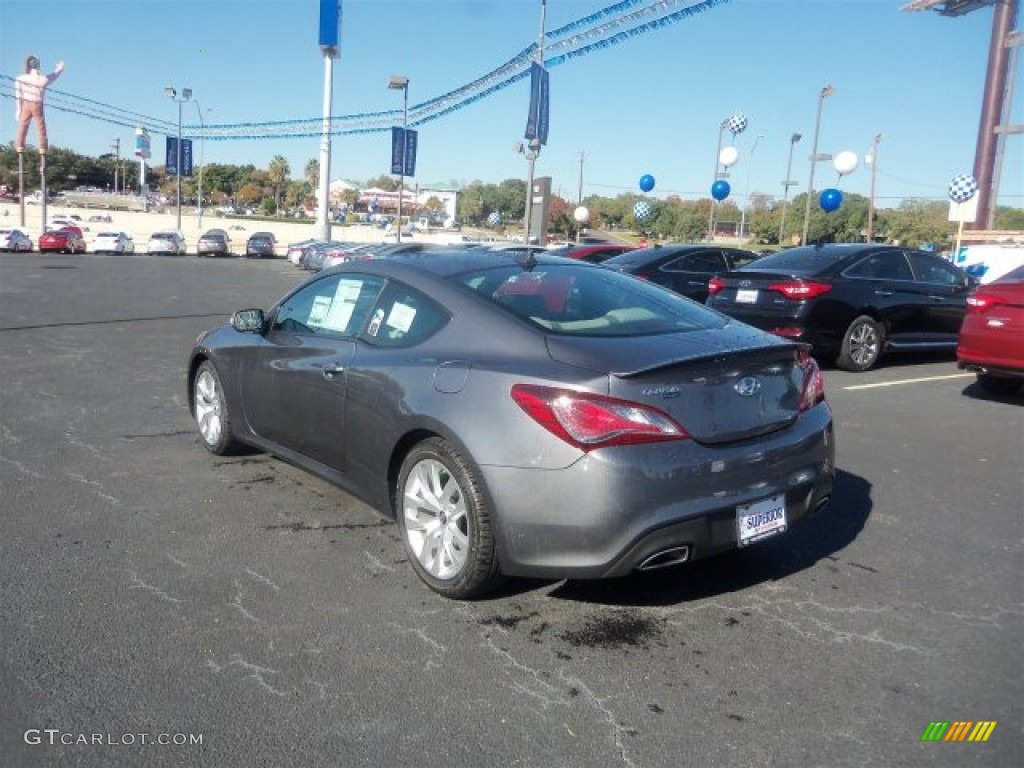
[1,253,1021,768]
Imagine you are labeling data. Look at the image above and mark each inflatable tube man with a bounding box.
[15,55,64,155]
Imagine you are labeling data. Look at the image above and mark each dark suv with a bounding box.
[603,244,762,302]
[706,243,975,371]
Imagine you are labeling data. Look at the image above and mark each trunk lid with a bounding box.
[545,328,808,444]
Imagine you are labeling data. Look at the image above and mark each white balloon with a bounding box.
[573,206,590,223]
[719,146,739,168]
[833,150,859,176]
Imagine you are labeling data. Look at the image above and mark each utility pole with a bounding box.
[111,138,120,194]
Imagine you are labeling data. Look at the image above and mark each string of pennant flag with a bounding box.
[0,0,728,142]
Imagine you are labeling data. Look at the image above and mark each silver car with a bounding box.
[188,252,835,598]
[0,227,33,252]
[93,231,135,254]
[147,230,186,255]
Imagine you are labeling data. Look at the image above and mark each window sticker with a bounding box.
[385,302,417,334]
[307,295,333,328]
[321,279,363,333]
[367,308,385,337]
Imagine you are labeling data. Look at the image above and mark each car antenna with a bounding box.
[520,251,538,272]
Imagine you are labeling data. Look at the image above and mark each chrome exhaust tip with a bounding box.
[811,495,831,515]
[637,545,690,571]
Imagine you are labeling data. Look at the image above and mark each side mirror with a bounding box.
[231,309,266,333]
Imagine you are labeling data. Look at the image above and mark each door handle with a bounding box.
[321,364,345,379]
[688,280,707,286]
[928,295,945,302]
[874,290,894,297]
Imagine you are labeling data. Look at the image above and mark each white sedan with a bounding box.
[93,231,135,254]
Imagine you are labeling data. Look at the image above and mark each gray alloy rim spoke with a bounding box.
[195,371,222,444]
[851,325,878,365]
[403,459,469,580]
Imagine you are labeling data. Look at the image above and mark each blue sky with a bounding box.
[1,0,1020,209]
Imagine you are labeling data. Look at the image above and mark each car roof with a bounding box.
[326,248,583,280]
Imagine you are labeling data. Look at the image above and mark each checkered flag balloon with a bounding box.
[486,211,501,226]
[633,201,652,221]
[948,174,978,204]
[726,112,748,135]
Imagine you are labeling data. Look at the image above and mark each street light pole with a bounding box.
[707,118,728,241]
[388,76,409,243]
[165,86,191,234]
[866,132,882,243]
[778,132,801,246]
[195,103,207,232]
[801,84,834,245]
[738,134,763,240]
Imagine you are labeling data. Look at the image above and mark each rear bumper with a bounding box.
[479,404,835,580]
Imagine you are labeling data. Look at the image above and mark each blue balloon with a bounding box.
[639,174,656,193]
[819,188,842,213]
[711,180,731,201]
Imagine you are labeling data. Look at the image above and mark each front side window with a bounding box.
[907,252,965,286]
[272,274,385,338]
[663,251,726,274]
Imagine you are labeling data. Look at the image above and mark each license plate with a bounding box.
[735,289,759,304]
[737,494,787,546]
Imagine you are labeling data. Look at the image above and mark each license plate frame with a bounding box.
[737,494,787,547]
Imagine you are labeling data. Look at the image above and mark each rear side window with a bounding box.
[845,252,914,281]
[361,282,449,346]
[453,264,725,336]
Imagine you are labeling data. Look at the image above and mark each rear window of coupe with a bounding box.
[452,264,725,336]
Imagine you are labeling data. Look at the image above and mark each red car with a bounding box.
[957,264,1024,395]
[38,227,87,254]
[545,243,638,263]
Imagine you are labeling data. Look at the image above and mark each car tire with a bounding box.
[397,437,503,599]
[193,361,241,455]
[837,315,883,372]
[977,374,1023,395]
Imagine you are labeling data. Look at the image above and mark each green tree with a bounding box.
[365,175,398,192]
[304,158,319,191]
[995,206,1024,230]
[267,155,290,214]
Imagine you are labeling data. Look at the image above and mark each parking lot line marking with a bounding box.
[842,373,974,391]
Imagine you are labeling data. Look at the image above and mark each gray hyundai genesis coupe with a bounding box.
[188,250,835,598]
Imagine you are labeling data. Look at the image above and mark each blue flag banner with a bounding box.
[524,62,550,146]
[391,127,418,177]
[165,137,193,177]
[166,137,177,175]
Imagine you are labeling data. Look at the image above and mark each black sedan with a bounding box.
[603,244,762,302]
[706,243,975,371]
[188,251,834,598]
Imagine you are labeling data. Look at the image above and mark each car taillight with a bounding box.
[510,384,690,451]
[708,277,725,295]
[768,280,832,300]
[797,352,826,411]
[966,293,1004,311]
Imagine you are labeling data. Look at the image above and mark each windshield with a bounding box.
[451,263,726,337]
